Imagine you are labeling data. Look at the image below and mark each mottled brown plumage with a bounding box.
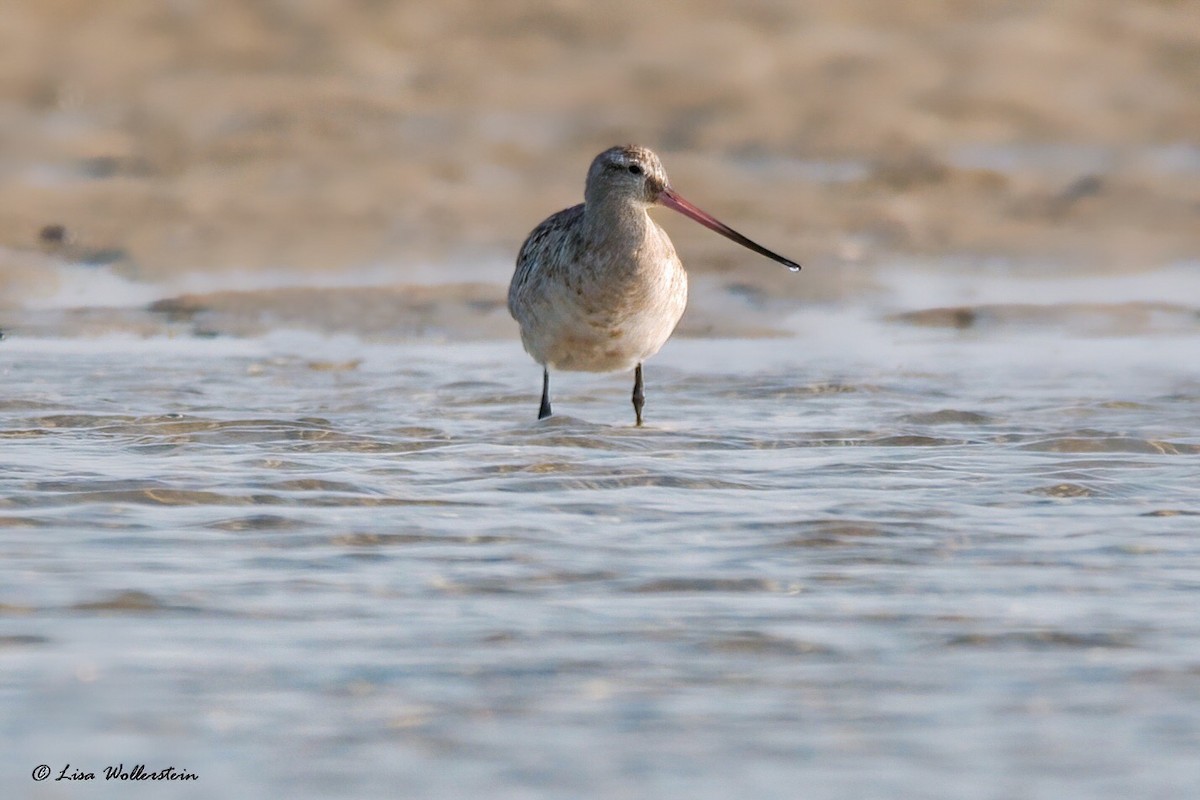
[509,145,800,425]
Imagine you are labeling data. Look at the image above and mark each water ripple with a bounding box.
[2,326,1199,800]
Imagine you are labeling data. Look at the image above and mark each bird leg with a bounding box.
[632,363,645,426]
[538,367,552,420]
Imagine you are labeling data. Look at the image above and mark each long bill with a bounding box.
[658,186,801,272]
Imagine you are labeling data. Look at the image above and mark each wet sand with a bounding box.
[2,0,1199,310]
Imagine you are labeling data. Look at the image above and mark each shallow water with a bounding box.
[3,268,1200,799]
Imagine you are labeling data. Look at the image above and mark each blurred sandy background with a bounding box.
[1,0,1198,315]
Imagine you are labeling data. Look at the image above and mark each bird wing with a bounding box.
[508,203,586,318]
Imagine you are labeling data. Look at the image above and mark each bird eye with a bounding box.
[628,164,643,176]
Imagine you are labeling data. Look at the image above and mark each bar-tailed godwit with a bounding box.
[508,145,800,425]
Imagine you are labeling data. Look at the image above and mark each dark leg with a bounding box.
[632,363,645,427]
[538,367,552,420]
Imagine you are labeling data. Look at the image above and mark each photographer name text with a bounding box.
[32,763,199,782]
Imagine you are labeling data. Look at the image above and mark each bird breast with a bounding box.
[512,214,688,373]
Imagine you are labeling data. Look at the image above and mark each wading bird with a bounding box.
[508,145,800,425]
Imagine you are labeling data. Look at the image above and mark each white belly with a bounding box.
[519,262,688,374]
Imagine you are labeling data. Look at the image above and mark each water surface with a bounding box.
[2,269,1200,799]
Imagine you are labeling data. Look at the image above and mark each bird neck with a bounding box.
[582,196,653,251]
